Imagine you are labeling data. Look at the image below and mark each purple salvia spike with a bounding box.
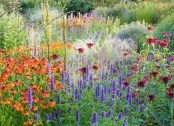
[47,63,50,77]
[75,88,78,100]
[90,80,94,88]
[118,112,122,120]
[34,46,37,56]
[101,88,104,103]
[61,70,65,84]
[120,93,122,99]
[46,85,49,91]
[126,93,129,101]
[46,114,49,120]
[124,107,127,113]
[90,74,93,81]
[110,62,113,74]
[57,119,60,124]
[122,122,126,126]
[75,109,79,121]
[127,86,130,93]
[72,82,75,91]
[112,80,117,98]
[91,111,97,124]
[49,114,52,120]
[116,90,119,96]
[97,83,100,98]
[67,72,70,87]
[108,109,112,117]
[80,88,82,95]
[35,115,38,121]
[80,79,83,88]
[37,111,40,115]
[52,111,55,118]
[108,88,111,93]
[136,98,139,106]
[83,74,86,81]
[84,80,86,88]
[27,87,32,109]
[51,75,54,92]
[86,63,89,79]
[123,85,125,91]
[42,48,44,58]
[129,94,132,106]
[68,108,72,113]
[57,95,61,104]
[140,106,143,112]
[72,91,75,98]
[118,75,122,89]
[101,111,106,118]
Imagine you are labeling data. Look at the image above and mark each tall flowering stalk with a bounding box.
[41,0,51,62]
[63,15,66,70]
[28,87,32,110]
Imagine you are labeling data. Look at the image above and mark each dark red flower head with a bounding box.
[154,66,161,69]
[92,65,99,70]
[166,91,174,98]
[169,84,174,90]
[147,27,154,31]
[50,54,59,59]
[130,65,137,71]
[123,82,130,87]
[123,52,129,56]
[114,69,119,74]
[147,94,156,100]
[159,76,171,83]
[146,38,156,44]
[87,43,94,48]
[130,91,136,97]
[150,71,159,77]
[137,79,146,87]
[79,67,86,73]
[77,48,84,53]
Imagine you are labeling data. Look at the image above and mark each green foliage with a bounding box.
[153,14,174,50]
[116,22,148,52]
[0,5,27,50]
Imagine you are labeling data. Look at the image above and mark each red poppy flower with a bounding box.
[77,48,84,53]
[87,43,94,48]
[147,94,156,100]
[137,79,146,87]
[123,82,130,87]
[123,52,129,56]
[50,54,59,59]
[150,71,159,77]
[147,27,154,31]
[159,76,171,83]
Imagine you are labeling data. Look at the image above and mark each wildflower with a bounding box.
[169,84,174,90]
[87,43,94,48]
[137,79,146,87]
[23,119,33,125]
[123,52,129,56]
[123,82,130,87]
[159,76,171,83]
[108,109,112,117]
[91,111,97,124]
[166,91,174,98]
[22,108,29,115]
[79,67,86,73]
[114,69,119,74]
[147,27,154,31]
[147,94,156,100]
[75,109,79,121]
[93,65,99,70]
[146,38,156,44]
[130,65,137,71]
[40,91,49,98]
[101,111,106,118]
[50,54,59,59]
[118,112,123,120]
[150,71,159,77]
[77,48,84,53]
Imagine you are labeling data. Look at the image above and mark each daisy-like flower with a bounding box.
[147,27,154,31]
[147,94,156,100]
[159,75,171,83]
[77,48,84,53]
[137,79,146,87]
[123,82,130,87]
[123,52,129,56]
[87,43,94,48]
[50,54,59,59]
[150,71,159,77]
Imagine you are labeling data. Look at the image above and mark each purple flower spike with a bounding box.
[51,75,54,92]
[108,109,112,117]
[124,107,127,113]
[129,94,132,106]
[84,80,86,88]
[37,111,40,115]
[112,80,117,98]
[34,46,37,56]
[118,112,122,120]
[101,88,105,103]
[42,48,44,58]
[101,111,106,118]
[119,75,122,89]
[126,93,129,100]
[104,85,107,95]
[91,111,97,124]
[75,109,79,121]
[123,85,125,91]
[27,87,32,109]
[52,111,55,118]
[110,63,113,74]
[35,115,38,121]
[127,86,130,93]
[68,108,72,113]
[49,114,52,120]
[136,98,139,106]
[61,70,65,84]
[124,116,128,121]
[67,72,70,87]
[46,114,49,120]
[57,119,60,124]
[47,63,50,77]
[122,122,126,126]
[140,106,143,112]
[108,88,111,93]
[111,117,115,120]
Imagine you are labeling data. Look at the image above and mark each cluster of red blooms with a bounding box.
[77,43,94,53]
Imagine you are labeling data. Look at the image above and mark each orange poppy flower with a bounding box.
[22,108,29,115]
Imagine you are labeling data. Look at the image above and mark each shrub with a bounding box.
[153,14,174,50]
[0,5,27,50]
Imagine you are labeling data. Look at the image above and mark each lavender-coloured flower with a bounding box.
[140,106,143,112]
[101,88,105,103]
[101,111,106,118]
[97,83,100,97]
[37,111,40,115]
[47,63,50,77]
[127,86,130,93]
[104,85,107,95]
[52,111,55,118]
[129,94,132,106]
[119,75,122,89]
[68,108,72,113]
[34,46,37,56]
[75,88,78,100]
[46,114,49,120]
[118,112,122,120]
[84,80,86,88]
[80,88,82,94]
[90,80,94,88]
[67,72,70,87]
[49,114,52,120]
[56,95,61,104]
[126,93,129,100]
[57,119,60,124]
[116,90,119,96]
[42,48,44,58]
[112,80,117,98]
[91,111,97,124]
[51,75,54,92]
[35,115,38,121]
[123,85,125,91]
[122,122,126,126]
[108,109,112,117]
[124,116,128,121]
[75,109,79,121]
[61,70,65,84]
[136,98,139,106]
[27,87,32,109]
[110,63,113,74]
[124,107,127,113]
[108,88,111,93]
